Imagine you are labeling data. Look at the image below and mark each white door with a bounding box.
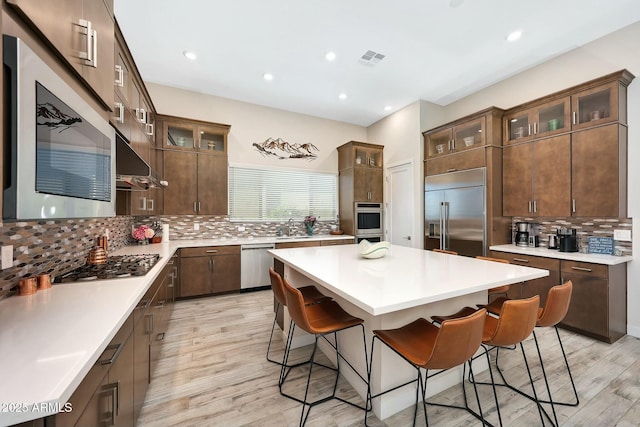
[387,161,414,247]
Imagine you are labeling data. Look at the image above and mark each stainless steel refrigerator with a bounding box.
[425,167,486,257]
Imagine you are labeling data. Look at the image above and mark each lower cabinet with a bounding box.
[179,246,241,298]
[488,251,560,307]
[560,260,626,343]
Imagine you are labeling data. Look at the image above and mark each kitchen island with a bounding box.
[269,244,549,419]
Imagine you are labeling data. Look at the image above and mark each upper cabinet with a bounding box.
[425,116,486,158]
[502,70,634,218]
[162,119,228,155]
[7,0,115,110]
[337,141,384,203]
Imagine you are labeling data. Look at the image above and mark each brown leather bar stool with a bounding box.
[476,256,511,298]
[432,248,458,255]
[485,281,577,427]
[365,309,489,427]
[280,276,368,426]
[266,268,332,366]
[432,295,544,426]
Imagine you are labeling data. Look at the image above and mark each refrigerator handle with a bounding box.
[440,202,449,250]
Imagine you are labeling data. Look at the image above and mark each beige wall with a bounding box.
[146,83,366,173]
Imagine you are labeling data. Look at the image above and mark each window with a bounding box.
[229,165,337,221]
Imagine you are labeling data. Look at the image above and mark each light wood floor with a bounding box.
[137,289,640,426]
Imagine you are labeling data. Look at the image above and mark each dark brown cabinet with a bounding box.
[7,0,115,109]
[502,134,571,217]
[560,260,626,343]
[179,246,241,298]
[159,116,231,215]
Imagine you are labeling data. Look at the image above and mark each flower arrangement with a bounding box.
[133,224,155,243]
[303,215,317,236]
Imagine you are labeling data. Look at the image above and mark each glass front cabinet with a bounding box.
[425,116,486,157]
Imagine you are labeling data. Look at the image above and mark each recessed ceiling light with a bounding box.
[183,50,197,60]
[325,51,336,61]
[384,106,392,111]
[263,73,274,81]
[507,30,522,42]
[449,0,464,8]
[338,93,347,100]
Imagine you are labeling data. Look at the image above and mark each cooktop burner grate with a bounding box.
[56,254,160,283]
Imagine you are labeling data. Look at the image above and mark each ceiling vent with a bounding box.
[359,50,385,66]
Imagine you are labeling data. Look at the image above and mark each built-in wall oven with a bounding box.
[355,202,383,242]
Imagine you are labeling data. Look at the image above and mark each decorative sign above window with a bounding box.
[253,137,318,160]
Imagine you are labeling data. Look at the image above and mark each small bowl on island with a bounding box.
[359,240,390,259]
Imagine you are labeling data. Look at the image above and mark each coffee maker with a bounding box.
[515,222,529,247]
[557,228,578,252]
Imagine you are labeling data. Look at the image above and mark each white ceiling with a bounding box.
[114,0,640,127]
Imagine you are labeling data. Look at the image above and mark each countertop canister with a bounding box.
[162,224,170,242]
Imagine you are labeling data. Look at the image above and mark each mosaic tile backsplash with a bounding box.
[0,214,631,296]
[0,215,338,295]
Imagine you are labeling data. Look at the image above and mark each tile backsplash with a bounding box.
[512,217,633,255]
[0,215,338,294]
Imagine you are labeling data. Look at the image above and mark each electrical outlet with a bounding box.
[193,222,200,231]
[613,229,632,241]
[237,226,246,232]
[1,245,13,269]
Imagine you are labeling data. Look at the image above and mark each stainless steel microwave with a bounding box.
[354,202,383,236]
[3,36,115,220]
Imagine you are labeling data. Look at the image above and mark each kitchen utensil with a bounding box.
[87,246,107,265]
[18,277,37,296]
[463,136,474,146]
[548,234,559,249]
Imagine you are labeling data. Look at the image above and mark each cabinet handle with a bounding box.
[572,111,577,125]
[513,258,530,263]
[155,332,165,342]
[193,202,198,212]
[145,313,154,335]
[115,102,125,124]
[198,202,201,212]
[105,382,119,426]
[114,65,124,87]
[147,199,154,212]
[209,258,213,271]
[571,266,592,272]
[77,19,98,67]
[446,168,457,172]
[528,200,532,213]
[527,123,531,136]
[451,139,455,150]
[572,199,576,213]
[533,200,537,213]
[205,250,218,253]
[533,122,538,134]
[145,122,155,136]
[135,108,147,124]
[140,197,147,211]
[97,343,124,365]
[155,300,165,309]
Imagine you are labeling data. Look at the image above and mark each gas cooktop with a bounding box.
[55,254,161,283]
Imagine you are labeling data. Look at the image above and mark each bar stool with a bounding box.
[266,268,332,366]
[366,309,489,427]
[485,281,577,426]
[476,256,511,299]
[431,295,544,426]
[280,276,368,426]
[432,248,458,255]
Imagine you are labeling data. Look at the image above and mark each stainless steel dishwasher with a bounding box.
[240,243,276,289]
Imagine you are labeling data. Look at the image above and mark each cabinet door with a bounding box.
[133,312,149,424]
[571,125,620,217]
[73,376,111,427]
[502,143,533,216]
[368,168,384,203]
[108,334,134,427]
[114,46,131,105]
[212,253,241,294]
[164,120,196,149]
[452,117,485,151]
[80,0,114,108]
[163,150,198,214]
[198,154,228,215]
[199,124,227,154]
[571,81,619,130]
[353,167,370,202]
[504,110,533,144]
[532,135,571,216]
[425,148,485,176]
[533,97,571,137]
[180,256,213,297]
[425,128,453,157]
[560,272,609,338]
[112,92,132,141]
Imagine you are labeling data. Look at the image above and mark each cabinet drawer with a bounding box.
[275,241,321,249]
[489,251,560,270]
[561,260,608,278]
[180,245,240,257]
[425,148,485,176]
[320,239,354,246]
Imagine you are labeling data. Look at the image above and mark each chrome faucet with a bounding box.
[286,218,294,236]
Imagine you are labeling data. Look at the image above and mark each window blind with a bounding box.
[229,166,337,221]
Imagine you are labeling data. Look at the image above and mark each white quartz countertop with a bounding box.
[489,244,633,265]
[269,244,549,316]
[0,235,351,425]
